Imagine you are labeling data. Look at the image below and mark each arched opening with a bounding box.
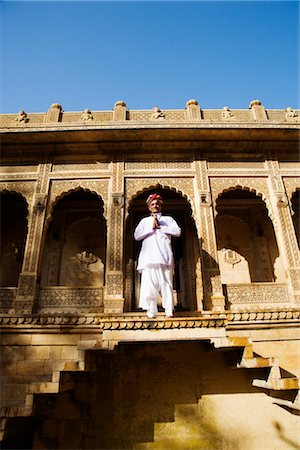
[124,187,201,313]
[291,190,299,248]
[0,191,28,287]
[215,189,283,285]
[40,190,106,287]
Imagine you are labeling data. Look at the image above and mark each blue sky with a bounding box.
[1,1,299,113]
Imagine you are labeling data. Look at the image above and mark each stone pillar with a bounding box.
[266,159,300,304]
[104,161,125,313]
[14,163,52,312]
[194,160,225,311]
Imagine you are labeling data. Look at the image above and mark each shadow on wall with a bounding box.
[3,341,293,450]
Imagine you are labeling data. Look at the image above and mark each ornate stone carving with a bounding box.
[285,107,298,120]
[125,178,195,215]
[52,162,110,172]
[48,179,109,219]
[150,106,165,120]
[15,111,29,123]
[33,193,47,211]
[39,288,104,308]
[125,161,192,171]
[208,161,264,169]
[112,193,124,208]
[210,178,271,214]
[0,181,35,205]
[1,309,299,328]
[221,106,234,119]
[0,288,16,308]
[222,249,242,267]
[16,274,36,296]
[80,109,93,122]
[226,283,289,309]
[283,178,300,202]
[106,273,123,296]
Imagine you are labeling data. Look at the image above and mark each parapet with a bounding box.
[1,99,299,129]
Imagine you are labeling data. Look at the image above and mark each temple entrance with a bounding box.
[124,188,201,313]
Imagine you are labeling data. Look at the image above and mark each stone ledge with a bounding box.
[0,309,299,331]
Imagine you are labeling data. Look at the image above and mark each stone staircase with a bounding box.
[210,336,300,412]
[1,332,299,444]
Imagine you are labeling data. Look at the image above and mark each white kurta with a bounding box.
[134,213,181,316]
[134,213,181,271]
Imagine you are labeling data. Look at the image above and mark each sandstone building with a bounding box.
[0,100,299,449]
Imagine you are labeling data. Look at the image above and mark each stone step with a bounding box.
[237,356,278,369]
[253,377,300,391]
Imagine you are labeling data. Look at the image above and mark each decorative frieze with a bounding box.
[52,162,110,172]
[226,283,289,309]
[39,287,104,309]
[125,161,192,171]
[208,161,264,169]
[0,309,299,328]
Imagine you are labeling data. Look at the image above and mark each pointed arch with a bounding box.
[46,186,107,230]
[125,178,197,224]
[215,187,283,284]
[40,189,106,288]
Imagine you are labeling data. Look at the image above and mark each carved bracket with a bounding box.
[112,193,124,208]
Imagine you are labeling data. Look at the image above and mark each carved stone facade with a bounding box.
[0,101,299,449]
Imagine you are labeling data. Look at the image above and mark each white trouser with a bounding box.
[139,264,174,317]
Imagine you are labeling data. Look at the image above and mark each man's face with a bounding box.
[148,199,162,214]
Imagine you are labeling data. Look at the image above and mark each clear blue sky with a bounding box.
[1,1,299,113]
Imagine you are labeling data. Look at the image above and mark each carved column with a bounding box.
[104,161,125,313]
[14,163,51,312]
[194,160,225,311]
[266,159,300,304]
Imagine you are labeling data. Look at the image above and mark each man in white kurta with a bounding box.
[134,193,181,318]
